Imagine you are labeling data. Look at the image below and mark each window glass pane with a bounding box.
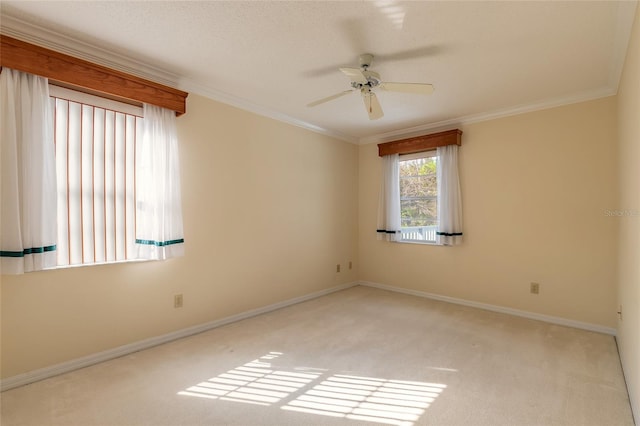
[401,199,437,227]
[400,175,437,197]
[399,155,438,242]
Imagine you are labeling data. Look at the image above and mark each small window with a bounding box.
[50,85,143,267]
[399,152,437,243]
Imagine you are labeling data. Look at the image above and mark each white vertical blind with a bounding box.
[52,94,141,266]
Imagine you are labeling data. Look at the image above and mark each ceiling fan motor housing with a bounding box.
[350,70,381,89]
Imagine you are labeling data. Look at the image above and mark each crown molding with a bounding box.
[358,86,617,145]
[358,1,636,145]
[0,15,180,88]
[608,1,638,94]
[177,78,358,144]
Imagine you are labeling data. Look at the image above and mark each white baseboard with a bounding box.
[359,281,617,336]
[616,338,640,426]
[631,392,639,426]
[0,281,358,392]
[1,280,616,392]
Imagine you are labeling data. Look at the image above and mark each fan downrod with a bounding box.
[359,53,374,70]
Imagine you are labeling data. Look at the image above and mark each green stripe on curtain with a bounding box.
[0,245,57,257]
[136,239,184,247]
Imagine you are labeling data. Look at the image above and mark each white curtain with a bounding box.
[135,104,185,260]
[377,154,401,241]
[436,145,463,245]
[0,68,57,274]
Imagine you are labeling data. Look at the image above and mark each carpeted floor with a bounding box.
[0,286,634,426]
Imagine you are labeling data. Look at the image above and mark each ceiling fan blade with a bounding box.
[363,92,383,120]
[340,67,368,84]
[307,90,355,107]
[380,82,434,95]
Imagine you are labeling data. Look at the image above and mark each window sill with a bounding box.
[51,258,151,271]
[397,240,441,246]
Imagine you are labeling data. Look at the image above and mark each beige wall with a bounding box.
[616,4,640,419]
[0,93,359,378]
[359,97,619,328]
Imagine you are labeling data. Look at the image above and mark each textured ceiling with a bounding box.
[1,1,637,143]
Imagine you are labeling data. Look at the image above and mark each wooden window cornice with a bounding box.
[378,129,462,157]
[0,35,187,115]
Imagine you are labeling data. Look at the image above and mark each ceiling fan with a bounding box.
[307,53,434,120]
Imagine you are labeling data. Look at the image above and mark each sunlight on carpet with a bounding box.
[177,351,447,426]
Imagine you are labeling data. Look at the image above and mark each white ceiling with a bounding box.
[1,1,637,144]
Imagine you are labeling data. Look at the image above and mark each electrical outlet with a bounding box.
[349,261,353,270]
[530,282,540,295]
[174,294,183,308]
[336,264,341,273]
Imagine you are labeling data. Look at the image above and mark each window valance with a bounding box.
[378,129,462,157]
[0,35,187,115]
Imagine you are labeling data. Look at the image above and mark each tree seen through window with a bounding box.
[399,155,437,228]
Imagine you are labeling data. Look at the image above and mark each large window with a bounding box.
[399,152,438,243]
[50,86,142,266]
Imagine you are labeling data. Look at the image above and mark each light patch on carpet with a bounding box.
[282,374,445,426]
[178,352,322,405]
[178,351,446,426]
